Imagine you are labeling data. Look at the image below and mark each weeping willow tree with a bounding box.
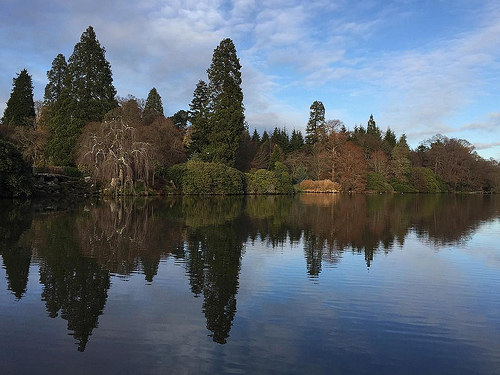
[77,100,185,192]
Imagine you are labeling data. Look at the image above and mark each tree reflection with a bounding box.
[0,201,33,299]
[29,213,110,351]
[181,197,245,344]
[0,193,498,350]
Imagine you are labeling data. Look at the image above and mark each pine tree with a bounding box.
[391,134,412,180]
[172,110,188,129]
[189,80,211,155]
[1,69,35,126]
[290,129,304,152]
[206,38,245,166]
[305,101,325,145]
[366,114,381,139]
[145,87,164,115]
[46,26,117,165]
[44,54,67,104]
[66,25,117,122]
[251,129,260,144]
[261,131,269,144]
[269,144,284,169]
[383,128,397,148]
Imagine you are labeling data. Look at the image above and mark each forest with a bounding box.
[1,26,499,197]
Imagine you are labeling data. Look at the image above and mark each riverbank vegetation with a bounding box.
[1,26,499,197]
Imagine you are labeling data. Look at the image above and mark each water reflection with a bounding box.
[0,194,498,351]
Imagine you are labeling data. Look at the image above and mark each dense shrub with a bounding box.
[162,163,188,189]
[411,167,444,193]
[246,163,293,194]
[366,172,394,193]
[183,161,245,195]
[0,139,32,197]
[299,179,340,192]
[389,177,417,193]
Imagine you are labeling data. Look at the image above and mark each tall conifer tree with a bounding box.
[206,38,244,166]
[145,87,164,115]
[44,54,67,104]
[1,69,35,126]
[189,80,211,155]
[305,101,325,145]
[46,26,117,165]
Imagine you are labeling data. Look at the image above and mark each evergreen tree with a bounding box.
[206,38,245,166]
[391,134,412,180]
[261,131,269,144]
[271,127,290,153]
[289,129,305,152]
[383,128,397,148]
[269,144,284,169]
[145,87,164,115]
[251,129,260,143]
[66,25,117,122]
[305,101,325,145]
[172,110,188,129]
[44,54,67,104]
[189,80,211,155]
[1,69,35,126]
[46,26,117,165]
[366,114,381,138]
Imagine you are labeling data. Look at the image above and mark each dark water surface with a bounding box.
[0,194,499,374]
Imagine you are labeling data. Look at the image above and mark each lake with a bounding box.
[0,194,499,374]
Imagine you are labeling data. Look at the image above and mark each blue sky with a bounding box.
[1,0,499,159]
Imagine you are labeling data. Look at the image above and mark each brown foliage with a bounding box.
[0,123,49,166]
[336,142,366,192]
[76,100,186,189]
[300,179,340,192]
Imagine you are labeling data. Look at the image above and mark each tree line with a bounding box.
[1,25,499,195]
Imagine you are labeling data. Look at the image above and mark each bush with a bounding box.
[366,172,394,193]
[411,167,444,193]
[0,139,32,197]
[183,161,245,195]
[246,163,293,194]
[299,179,340,192]
[163,163,188,189]
[389,177,417,193]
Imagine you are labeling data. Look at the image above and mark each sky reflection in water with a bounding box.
[0,194,499,374]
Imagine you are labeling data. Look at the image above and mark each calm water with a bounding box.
[0,194,499,374]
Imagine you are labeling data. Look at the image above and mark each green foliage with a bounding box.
[289,129,304,152]
[145,87,164,115]
[189,80,211,155]
[206,38,245,166]
[306,101,326,145]
[44,54,67,104]
[391,134,412,180]
[411,167,444,193]
[246,163,293,194]
[389,177,417,193]
[269,145,284,169]
[66,26,117,123]
[0,139,32,197]
[1,69,35,127]
[366,114,381,139]
[251,129,260,143]
[183,161,245,195]
[366,172,394,193]
[172,110,188,129]
[46,26,117,165]
[271,127,290,153]
[163,163,188,189]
